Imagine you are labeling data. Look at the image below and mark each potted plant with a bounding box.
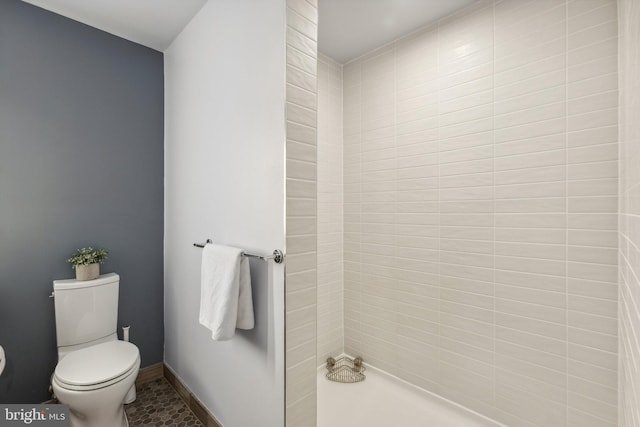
[66,247,109,281]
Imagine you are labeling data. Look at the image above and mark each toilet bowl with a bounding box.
[52,340,140,427]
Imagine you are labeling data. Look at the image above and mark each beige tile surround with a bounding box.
[320,1,620,426]
[285,0,318,426]
[617,0,640,425]
[316,53,344,366]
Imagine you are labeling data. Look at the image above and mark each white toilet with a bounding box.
[51,273,140,427]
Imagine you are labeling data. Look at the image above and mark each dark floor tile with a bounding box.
[126,378,203,427]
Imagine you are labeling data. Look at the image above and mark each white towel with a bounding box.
[199,243,254,340]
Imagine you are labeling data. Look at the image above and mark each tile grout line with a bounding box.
[565,1,570,425]
[491,0,497,409]
[436,12,442,394]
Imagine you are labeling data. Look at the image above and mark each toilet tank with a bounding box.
[53,273,120,348]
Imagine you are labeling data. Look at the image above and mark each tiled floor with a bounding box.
[126,378,203,426]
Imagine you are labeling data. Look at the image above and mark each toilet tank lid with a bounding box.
[54,273,119,290]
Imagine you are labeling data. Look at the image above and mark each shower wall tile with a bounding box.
[438,2,495,416]
[493,2,569,425]
[567,1,618,424]
[618,0,640,425]
[285,0,317,426]
[316,53,344,365]
[340,1,618,426]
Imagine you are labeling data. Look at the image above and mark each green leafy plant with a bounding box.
[66,247,109,269]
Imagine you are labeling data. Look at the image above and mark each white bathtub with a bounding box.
[318,364,505,427]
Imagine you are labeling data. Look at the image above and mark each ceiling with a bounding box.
[22,0,476,59]
[22,0,206,52]
[319,0,477,63]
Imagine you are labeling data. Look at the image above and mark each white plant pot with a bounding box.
[76,263,99,281]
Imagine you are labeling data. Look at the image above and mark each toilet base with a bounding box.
[67,407,128,427]
[124,384,136,404]
[52,367,138,427]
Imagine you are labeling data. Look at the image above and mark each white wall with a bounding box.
[164,1,286,426]
[341,1,618,426]
[618,0,640,425]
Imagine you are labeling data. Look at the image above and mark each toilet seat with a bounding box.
[54,340,139,392]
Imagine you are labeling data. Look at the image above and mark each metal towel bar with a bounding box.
[193,239,284,264]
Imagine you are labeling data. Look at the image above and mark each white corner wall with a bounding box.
[164,1,286,426]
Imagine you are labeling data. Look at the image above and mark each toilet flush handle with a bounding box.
[49,291,55,298]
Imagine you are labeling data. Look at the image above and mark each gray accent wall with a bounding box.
[0,0,164,403]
